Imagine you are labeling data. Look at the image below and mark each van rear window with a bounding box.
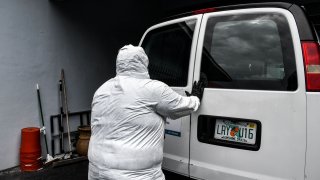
[201,13,297,91]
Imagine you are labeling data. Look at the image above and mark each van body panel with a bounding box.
[190,160,291,180]
[305,93,320,180]
[190,8,306,179]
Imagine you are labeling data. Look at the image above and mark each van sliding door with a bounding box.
[190,8,307,180]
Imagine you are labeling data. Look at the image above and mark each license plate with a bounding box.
[214,119,257,145]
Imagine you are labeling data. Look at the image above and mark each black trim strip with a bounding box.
[289,4,317,41]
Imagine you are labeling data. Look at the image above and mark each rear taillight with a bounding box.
[192,8,216,15]
[302,41,320,91]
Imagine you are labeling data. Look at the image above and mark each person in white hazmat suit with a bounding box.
[88,45,205,180]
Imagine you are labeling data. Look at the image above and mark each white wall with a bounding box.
[0,0,159,170]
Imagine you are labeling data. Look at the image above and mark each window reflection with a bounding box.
[142,20,197,87]
[201,14,297,91]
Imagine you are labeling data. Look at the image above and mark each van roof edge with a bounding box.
[161,2,293,22]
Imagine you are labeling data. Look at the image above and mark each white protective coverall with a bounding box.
[88,45,200,180]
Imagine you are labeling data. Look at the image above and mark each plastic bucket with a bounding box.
[20,150,41,163]
[20,160,42,171]
[20,127,42,171]
[20,127,41,153]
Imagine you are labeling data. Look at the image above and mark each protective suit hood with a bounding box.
[116,44,149,79]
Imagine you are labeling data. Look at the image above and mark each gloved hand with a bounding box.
[185,73,208,102]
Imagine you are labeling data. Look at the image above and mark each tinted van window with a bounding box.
[142,20,196,87]
[201,14,297,91]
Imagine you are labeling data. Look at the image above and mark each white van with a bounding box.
[139,2,320,180]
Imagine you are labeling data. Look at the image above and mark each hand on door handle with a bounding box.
[185,73,207,102]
